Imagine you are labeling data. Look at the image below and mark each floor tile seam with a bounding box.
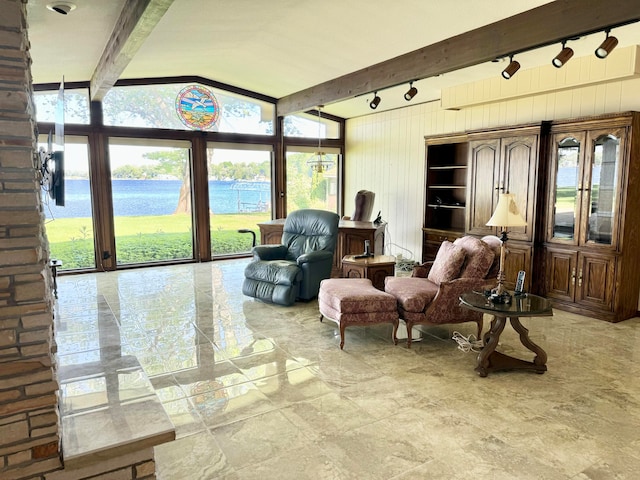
[228,362,310,382]
[202,402,282,431]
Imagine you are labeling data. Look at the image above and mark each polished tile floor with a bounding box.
[54,260,640,479]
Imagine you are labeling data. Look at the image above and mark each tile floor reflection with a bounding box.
[54,260,640,479]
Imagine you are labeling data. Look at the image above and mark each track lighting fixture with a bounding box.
[404,82,418,101]
[552,41,574,68]
[501,56,520,80]
[496,23,631,81]
[369,92,381,110]
[595,30,618,59]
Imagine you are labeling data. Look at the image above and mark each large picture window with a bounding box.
[41,136,95,270]
[207,144,272,255]
[34,79,344,272]
[285,146,339,214]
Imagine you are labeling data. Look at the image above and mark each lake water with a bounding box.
[43,179,270,219]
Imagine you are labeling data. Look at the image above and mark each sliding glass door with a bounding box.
[108,139,194,265]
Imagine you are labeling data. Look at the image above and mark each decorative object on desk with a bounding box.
[354,239,374,259]
[514,270,526,295]
[306,105,334,174]
[373,210,383,226]
[485,193,527,303]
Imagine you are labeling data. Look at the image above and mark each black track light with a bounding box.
[502,56,520,80]
[404,82,418,101]
[369,92,381,110]
[552,41,574,68]
[595,30,618,59]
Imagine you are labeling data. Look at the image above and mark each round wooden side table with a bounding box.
[459,291,553,377]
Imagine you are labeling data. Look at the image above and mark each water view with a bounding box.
[43,179,271,219]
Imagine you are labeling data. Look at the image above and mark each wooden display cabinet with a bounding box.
[420,113,640,321]
[542,112,640,321]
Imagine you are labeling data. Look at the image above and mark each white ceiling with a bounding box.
[25,0,640,118]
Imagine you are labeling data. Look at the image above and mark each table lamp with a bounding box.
[486,193,527,303]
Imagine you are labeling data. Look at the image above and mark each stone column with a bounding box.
[0,0,62,479]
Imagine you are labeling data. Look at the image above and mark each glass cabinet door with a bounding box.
[584,131,622,246]
[549,134,584,243]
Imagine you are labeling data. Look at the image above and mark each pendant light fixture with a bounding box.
[306,106,334,174]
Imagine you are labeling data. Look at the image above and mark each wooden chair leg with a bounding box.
[339,322,346,350]
[392,319,399,345]
[406,320,414,348]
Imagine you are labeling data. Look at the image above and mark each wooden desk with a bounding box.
[342,255,396,290]
[258,219,386,277]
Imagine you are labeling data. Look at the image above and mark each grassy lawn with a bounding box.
[45,212,271,270]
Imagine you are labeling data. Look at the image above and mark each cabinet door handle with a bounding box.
[571,268,576,283]
[494,183,500,191]
[578,269,583,288]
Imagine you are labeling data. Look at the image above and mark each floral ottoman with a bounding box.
[318,278,399,349]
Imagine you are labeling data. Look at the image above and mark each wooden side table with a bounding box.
[341,255,396,290]
[459,292,553,377]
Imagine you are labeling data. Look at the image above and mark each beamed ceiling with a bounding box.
[26,0,640,119]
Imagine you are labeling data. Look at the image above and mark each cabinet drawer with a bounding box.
[422,230,463,263]
[424,231,462,243]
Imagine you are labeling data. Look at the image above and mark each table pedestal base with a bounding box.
[475,316,547,377]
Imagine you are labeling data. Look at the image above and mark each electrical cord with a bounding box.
[384,227,419,271]
[452,331,484,353]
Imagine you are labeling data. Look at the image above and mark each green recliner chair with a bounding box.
[242,209,340,306]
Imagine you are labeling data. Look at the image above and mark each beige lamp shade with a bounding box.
[486,193,527,228]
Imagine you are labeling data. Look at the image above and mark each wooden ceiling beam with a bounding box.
[277,0,640,116]
[90,0,174,101]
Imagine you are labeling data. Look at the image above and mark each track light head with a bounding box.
[404,82,418,101]
[501,57,520,80]
[552,42,574,68]
[595,31,618,59]
[369,92,381,110]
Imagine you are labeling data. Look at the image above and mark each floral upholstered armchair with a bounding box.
[384,235,500,347]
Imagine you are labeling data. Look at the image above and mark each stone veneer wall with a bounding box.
[0,1,63,479]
